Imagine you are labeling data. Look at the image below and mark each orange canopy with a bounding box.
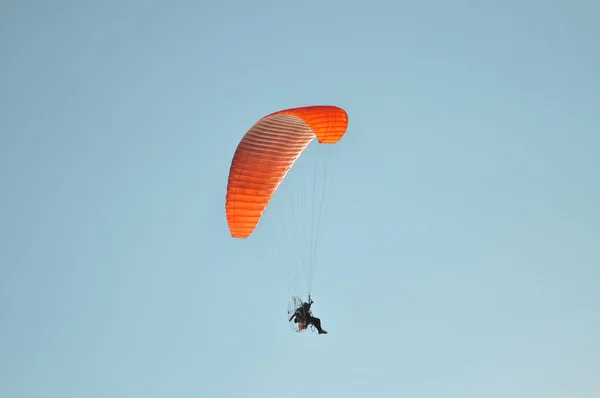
[226,105,348,238]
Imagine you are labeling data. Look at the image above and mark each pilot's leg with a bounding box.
[311,317,327,334]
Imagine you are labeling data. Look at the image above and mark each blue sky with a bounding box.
[1,0,599,397]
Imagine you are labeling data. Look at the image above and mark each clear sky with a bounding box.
[1,1,599,397]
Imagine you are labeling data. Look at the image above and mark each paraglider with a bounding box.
[225,105,348,334]
[288,295,327,334]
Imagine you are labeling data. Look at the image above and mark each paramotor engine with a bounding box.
[287,296,314,333]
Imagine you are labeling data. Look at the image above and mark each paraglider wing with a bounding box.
[226,105,348,238]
